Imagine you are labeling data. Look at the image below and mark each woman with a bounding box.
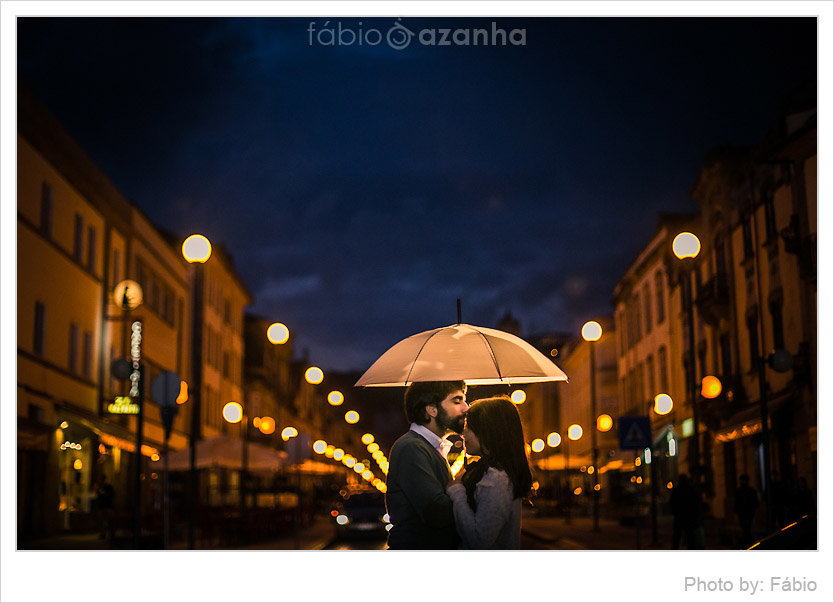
[447,395,534,549]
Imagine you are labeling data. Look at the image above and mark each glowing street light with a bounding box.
[597,414,613,432]
[182,234,212,263]
[510,390,526,404]
[222,401,243,424]
[344,410,360,424]
[581,320,602,342]
[654,394,674,415]
[305,366,324,385]
[547,432,561,447]
[531,438,545,453]
[672,232,700,260]
[266,322,290,345]
[361,433,375,445]
[568,424,583,441]
[328,391,344,406]
[281,426,299,441]
[701,376,722,399]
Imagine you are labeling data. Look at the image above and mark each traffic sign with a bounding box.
[618,415,652,450]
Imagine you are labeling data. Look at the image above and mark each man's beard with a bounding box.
[437,405,466,434]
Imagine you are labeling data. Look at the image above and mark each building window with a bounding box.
[655,270,665,324]
[69,323,80,373]
[714,233,727,276]
[769,300,785,352]
[73,214,84,262]
[34,301,46,356]
[646,354,655,398]
[223,352,230,379]
[224,299,231,324]
[746,309,760,370]
[86,226,97,272]
[742,212,754,259]
[40,182,53,236]
[643,283,653,334]
[658,346,669,392]
[112,249,121,289]
[720,333,732,378]
[764,193,777,240]
[82,331,93,379]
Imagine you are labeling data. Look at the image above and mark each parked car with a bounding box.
[332,489,390,539]
[748,514,816,550]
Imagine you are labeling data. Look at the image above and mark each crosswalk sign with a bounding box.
[618,416,652,450]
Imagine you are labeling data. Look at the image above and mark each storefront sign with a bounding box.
[108,396,140,415]
[129,321,142,398]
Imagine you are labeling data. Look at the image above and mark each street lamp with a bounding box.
[672,231,704,548]
[223,401,250,541]
[582,320,603,531]
[183,233,211,549]
[565,424,583,524]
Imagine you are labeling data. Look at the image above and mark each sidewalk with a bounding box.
[521,513,738,550]
[19,516,337,551]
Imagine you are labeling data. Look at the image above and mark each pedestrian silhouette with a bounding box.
[670,473,697,549]
[733,473,759,548]
[94,474,115,540]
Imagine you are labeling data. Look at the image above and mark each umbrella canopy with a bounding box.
[166,435,287,471]
[355,323,569,387]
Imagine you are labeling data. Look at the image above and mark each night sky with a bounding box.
[16,16,817,373]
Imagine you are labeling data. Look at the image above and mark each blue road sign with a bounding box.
[618,415,652,450]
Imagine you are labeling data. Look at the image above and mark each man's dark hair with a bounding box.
[403,380,466,425]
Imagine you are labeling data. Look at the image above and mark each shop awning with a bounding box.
[166,436,288,471]
[713,392,794,443]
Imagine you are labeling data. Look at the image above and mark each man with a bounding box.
[385,380,468,549]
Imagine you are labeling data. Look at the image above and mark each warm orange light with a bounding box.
[73,459,83,470]
[267,322,290,345]
[324,445,335,458]
[344,410,360,424]
[654,394,674,415]
[597,414,613,432]
[151,453,160,462]
[581,320,602,342]
[568,424,583,441]
[573,487,582,496]
[281,426,298,441]
[182,234,212,263]
[510,390,526,404]
[367,442,380,453]
[530,438,545,453]
[353,463,365,473]
[223,402,243,424]
[312,439,327,454]
[176,381,188,405]
[361,433,375,445]
[547,432,561,447]
[328,391,344,406]
[672,232,700,260]
[305,367,324,384]
[259,416,276,435]
[701,376,722,399]
[333,448,344,461]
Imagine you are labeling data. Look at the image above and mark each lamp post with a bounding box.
[223,401,249,541]
[581,320,602,532]
[565,424,583,524]
[182,233,211,549]
[672,231,705,549]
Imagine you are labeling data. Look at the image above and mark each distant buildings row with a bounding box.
[16,84,368,543]
[514,87,816,530]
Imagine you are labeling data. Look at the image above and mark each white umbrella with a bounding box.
[355,323,569,387]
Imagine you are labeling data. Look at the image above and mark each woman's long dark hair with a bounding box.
[461,396,534,509]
